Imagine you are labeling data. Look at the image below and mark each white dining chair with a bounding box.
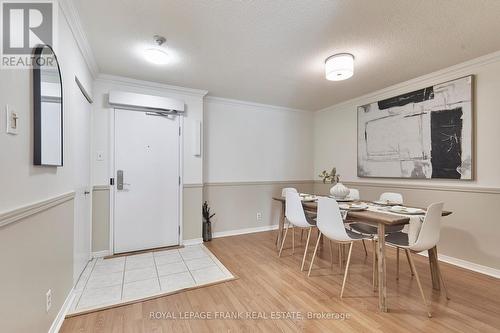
[308,197,372,298]
[380,192,403,204]
[281,187,297,197]
[385,202,449,317]
[349,192,406,253]
[277,187,298,247]
[347,188,360,201]
[279,191,316,271]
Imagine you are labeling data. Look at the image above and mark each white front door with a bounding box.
[113,109,180,254]
[73,83,92,283]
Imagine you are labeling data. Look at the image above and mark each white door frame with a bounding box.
[108,108,184,254]
[73,75,93,282]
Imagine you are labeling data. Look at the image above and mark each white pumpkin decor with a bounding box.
[330,182,350,199]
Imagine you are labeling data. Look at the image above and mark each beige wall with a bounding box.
[0,199,74,333]
[92,187,110,253]
[0,4,94,331]
[204,181,314,234]
[201,97,314,237]
[183,185,203,240]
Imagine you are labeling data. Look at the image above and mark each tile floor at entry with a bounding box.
[68,244,234,314]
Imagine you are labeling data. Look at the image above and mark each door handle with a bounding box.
[84,190,90,195]
[117,170,131,190]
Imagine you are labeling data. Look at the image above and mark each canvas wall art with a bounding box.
[357,76,473,179]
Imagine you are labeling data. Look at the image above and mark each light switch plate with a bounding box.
[6,105,19,135]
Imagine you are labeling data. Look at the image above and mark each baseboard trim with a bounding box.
[0,192,75,228]
[213,224,279,238]
[182,238,203,246]
[48,287,75,333]
[417,252,500,279]
[92,250,110,258]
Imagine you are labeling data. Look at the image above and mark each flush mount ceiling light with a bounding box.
[325,53,354,81]
[144,35,170,65]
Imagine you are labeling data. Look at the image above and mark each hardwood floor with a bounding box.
[61,231,500,332]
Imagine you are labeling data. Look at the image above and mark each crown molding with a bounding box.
[96,73,209,98]
[58,0,99,78]
[205,96,310,114]
[316,49,500,113]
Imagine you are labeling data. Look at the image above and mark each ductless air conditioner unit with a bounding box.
[108,91,185,115]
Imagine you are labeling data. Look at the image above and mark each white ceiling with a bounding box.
[74,0,500,111]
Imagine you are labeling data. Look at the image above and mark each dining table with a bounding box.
[272,195,452,312]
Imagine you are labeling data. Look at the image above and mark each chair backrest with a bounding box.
[285,191,311,228]
[410,202,444,252]
[316,197,352,242]
[348,188,360,200]
[282,187,297,197]
[380,192,403,204]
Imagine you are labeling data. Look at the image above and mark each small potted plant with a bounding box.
[202,201,215,242]
[318,167,340,184]
[318,167,350,199]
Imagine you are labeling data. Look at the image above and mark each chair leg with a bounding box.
[308,232,322,277]
[338,244,343,270]
[328,239,333,268]
[301,227,313,271]
[361,239,368,256]
[396,247,400,280]
[278,222,289,257]
[405,247,415,277]
[340,242,354,299]
[437,261,451,300]
[275,215,285,248]
[372,239,378,291]
[406,249,432,317]
[292,225,295,255]
[300,229,304,243]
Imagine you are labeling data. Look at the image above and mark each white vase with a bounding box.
[330,182,350,199]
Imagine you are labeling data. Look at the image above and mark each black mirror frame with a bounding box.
[33,44,64,166]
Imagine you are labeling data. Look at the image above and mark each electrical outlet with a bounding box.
[256,212,262,222]
[46,289,52,312]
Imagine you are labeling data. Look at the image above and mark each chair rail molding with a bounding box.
[326,181,500,195]
[0,192,75,228]
[204,180,315,187]
[93,184,110,192]
[184,183,204,188]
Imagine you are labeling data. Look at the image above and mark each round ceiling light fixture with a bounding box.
[325,53,354,81]
[144,35,170,65]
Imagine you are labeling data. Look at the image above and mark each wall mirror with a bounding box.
[33,45,63,166]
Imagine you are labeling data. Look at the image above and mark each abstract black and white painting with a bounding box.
[357,76,473,179]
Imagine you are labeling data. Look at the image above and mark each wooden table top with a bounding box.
[272,197,452,226]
